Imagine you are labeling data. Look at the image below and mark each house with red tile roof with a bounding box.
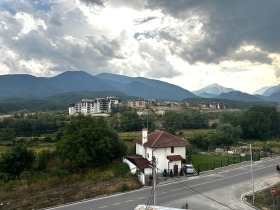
[123,128,190,185]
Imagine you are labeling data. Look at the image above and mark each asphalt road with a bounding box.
[45,157,280,210]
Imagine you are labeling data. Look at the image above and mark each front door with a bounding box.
[173,164,178,176]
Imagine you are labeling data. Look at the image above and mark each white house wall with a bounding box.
[136,144,143,156]
[69,107,75,115]
[145,147,186,173]
[168,160,181,172]
[123,158,137,174]
[144,168,152,175]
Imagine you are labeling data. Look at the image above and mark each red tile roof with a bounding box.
[124,155,152,169]
[167,155,184,161]
[134,130,190,148]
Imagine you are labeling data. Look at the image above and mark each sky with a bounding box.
[1,0,280,94]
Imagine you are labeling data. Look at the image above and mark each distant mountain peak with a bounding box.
[194,83,235,96]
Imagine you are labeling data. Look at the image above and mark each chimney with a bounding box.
[142,128,148,145]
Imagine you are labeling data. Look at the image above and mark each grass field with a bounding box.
[190,153,254,172]
[0,143,56,155]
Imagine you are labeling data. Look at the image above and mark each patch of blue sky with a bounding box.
[0,2,17,15]
[29,0,54,12]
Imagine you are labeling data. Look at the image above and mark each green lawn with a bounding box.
[190,153,253,172]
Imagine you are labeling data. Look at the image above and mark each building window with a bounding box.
[147,153,149,158]
[171,147,174,153]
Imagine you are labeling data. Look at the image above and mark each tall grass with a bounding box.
[0,162,141,209]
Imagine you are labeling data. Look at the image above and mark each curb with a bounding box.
[241,177,280,210]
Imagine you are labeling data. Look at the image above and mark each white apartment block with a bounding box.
[69,97,119,115]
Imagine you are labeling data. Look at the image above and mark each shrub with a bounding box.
[51,169,71,178]
[121,183,129,192]
[163,169,168,177]
[37,150,55,170]
[179,168,184,176]
[0,144,35,177]
[169,169,173,177]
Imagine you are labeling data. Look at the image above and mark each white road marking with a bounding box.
[113,203,120,205]
[171,188,183,191]
[126,200,133,202]
[99,206,107,209]
[138,197,145,200]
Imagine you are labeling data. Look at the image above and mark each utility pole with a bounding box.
[152,155,157,206]
[239,142,254,203]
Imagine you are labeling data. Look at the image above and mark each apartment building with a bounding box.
[121,99,157,109]
[69,97,119,115]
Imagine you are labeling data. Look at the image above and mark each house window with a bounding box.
[147,153,149,158]
[171,147,174,153]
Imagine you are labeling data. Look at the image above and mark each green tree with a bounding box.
[188,132,214,151]
[0,127,16,143]
[241,105,280,139]
[119,111,143,132]
[162,111,184,131]
[214,123,242,147]
[219,111,243,126]
[163,110,209,131]
[56,116,127,167]
[0,144,35,176]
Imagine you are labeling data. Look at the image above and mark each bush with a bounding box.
[51,169,71,178]
[163,169,168,177]
[179,168,184,176]
[37,150,55,170]
[113,162,130,176]
[0,144,35,177]
[169,169,173,177]
[121,183,129,192]
[0,173,12,182]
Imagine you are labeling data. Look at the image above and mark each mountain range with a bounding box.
[194,83,280,102]
[0,71,196,101]
[1,71,280,103]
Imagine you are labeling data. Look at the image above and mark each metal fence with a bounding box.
[194,152,271,174]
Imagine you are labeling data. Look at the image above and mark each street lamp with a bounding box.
[239,142,254,203]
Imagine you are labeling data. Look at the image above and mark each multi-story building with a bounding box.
[209,102,225,110]
[121,99,157,109]
[69,97,119,115]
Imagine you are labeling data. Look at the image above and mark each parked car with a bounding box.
[184,164,195,174]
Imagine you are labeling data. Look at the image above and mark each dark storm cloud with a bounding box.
[11,32,122,71]
[80,0,104,6]
[230,50,272,64]
[146,0,280,65]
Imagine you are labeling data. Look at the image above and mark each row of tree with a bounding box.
[188,105,280,150]
[1,105,280,142]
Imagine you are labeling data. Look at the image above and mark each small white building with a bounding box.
[124,128,190,185]
[123,155,152,185]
